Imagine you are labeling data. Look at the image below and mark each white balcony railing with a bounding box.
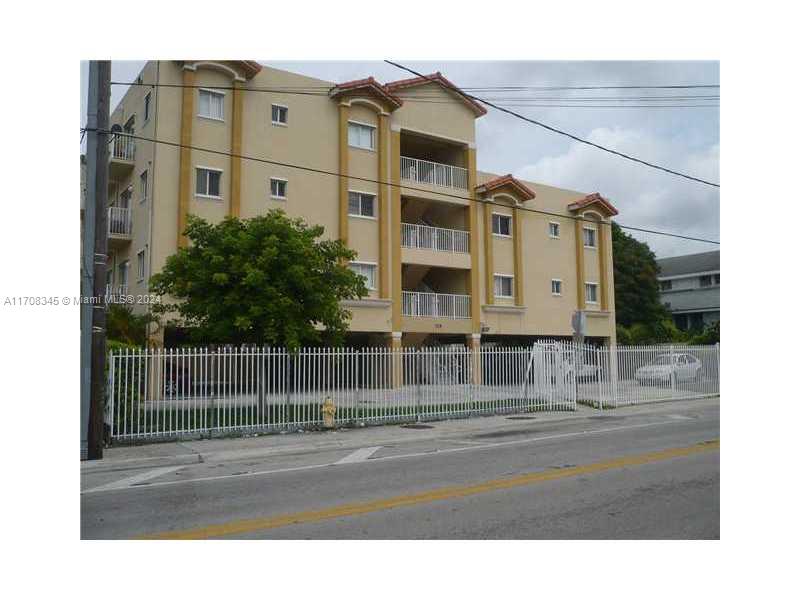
[400,156,468,190]
[106,284,128,298]
[111,133,135,161]
[402,223,470,254]
[108,206,133,237]
[402,291,471,320]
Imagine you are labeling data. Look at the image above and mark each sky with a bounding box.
[80,60,719,258]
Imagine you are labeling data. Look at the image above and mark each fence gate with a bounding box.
[523,341,576,410]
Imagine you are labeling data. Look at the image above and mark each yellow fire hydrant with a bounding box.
[322,396,336,429]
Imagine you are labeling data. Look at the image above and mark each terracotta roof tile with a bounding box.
[475,174,536,201]
[330,77,403,110]
[385,72,487,117]
[567,192,619,216]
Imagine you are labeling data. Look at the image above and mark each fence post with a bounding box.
[669,344,676,397]
[107,350,115,443]
[414,349,422,422]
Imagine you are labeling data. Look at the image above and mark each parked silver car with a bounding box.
[635,353,702,386]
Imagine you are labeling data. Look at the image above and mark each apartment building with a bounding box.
[656,250,720,330]
[102,60,618,349]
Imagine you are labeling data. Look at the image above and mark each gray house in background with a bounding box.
[656,250,720,331]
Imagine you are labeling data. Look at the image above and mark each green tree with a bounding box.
[150,211,368,349]
[611,222,670,328]
[106,303,158,346]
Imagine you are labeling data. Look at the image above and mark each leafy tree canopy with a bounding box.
[150,211,368,349]
[611,222,670,328]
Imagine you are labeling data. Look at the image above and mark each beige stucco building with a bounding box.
[102,60,618,349]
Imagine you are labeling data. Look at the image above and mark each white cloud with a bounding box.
[515,127,719,257]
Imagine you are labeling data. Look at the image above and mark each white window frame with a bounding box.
[551,279,563,296]
[136,249,146,282]
[143,91,152,123]
[271,103,288,126]
[493,273,514,299]
[195,166,223,199]
[347,190,376,219]
[583,226,597,249]
[548,221,561,239]
[119,260,130,287]
[349,261,378,290]
[270,177,288,200]
[347,120,376,151]
[198,88,225,121]
[139,169,148,203]
[492,213,513,237]
[585,281,599,304]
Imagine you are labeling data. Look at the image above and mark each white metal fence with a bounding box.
[402,291,471,319]
[402,222,470,254]
[108,206,132,236]
[106,342,719,442]
[572,343,720,408]
[400,156,469,190]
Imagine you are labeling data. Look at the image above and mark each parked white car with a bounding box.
[635,353,702,386]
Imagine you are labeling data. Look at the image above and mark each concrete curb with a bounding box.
[82,397,719,474]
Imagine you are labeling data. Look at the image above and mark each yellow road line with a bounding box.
[141,439,719,540]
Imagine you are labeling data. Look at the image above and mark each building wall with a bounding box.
[104,61,617,344]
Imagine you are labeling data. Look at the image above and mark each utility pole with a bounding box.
[81,61,110,460]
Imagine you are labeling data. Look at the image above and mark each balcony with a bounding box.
[108,206,132,248]
[401,156,468,191]
[109,133,135,179]
[106,284,129,300]
[402,291,471,320]
[402,222,469,254]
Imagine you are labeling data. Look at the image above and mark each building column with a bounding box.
[338,104,350,246]
[513,206,524,306]
[177,68,195,248]
[229,80,244,218]
[598,219,610,311]
[390,127,403,332]
[378,113,390,298]
[466,146,481,333]
[388,331,403,388]
[467,333,482,385]
[483,199,495,305]
[574,218,586,309]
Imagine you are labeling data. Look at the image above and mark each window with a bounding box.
[139,170,148,203]
[270,178,287,199]
[551,279,562,296]
[494,275,514,298]
[583,227,597,248]
[348,121,375,150]
[196,167,222,198]
[714,273,720,285]
[660,280,672,291]
[549,222,560,238]
[585,282,598,304]
[349,262,377,290]
[699,275,713,287]
[492,213,512,236]
[136,249,146,282]
[198,89,224,120]
[271,104,288,125]
[119,261,129,288]
[348,191,375,217]
[144,92,151,122]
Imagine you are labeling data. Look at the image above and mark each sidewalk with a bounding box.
[82,396,719,473]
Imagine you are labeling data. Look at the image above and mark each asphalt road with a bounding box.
[81,400,719,539]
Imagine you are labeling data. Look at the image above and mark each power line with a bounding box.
[83,127,719,246]
[110,80,720,92]
[110,81,718,103]
[384,61,721,189]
